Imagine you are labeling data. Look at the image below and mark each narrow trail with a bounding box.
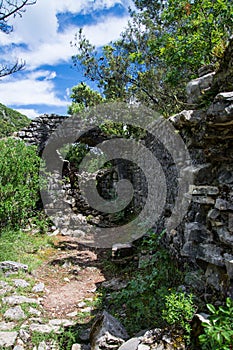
[33,235,111,320]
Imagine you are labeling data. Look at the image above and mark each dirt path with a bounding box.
[33,235,110,319]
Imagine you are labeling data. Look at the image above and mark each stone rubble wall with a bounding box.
[166,67,233,295]
[15,114,68,154]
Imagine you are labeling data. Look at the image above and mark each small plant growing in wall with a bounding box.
[162,291,196,343]
[199,297,233,350]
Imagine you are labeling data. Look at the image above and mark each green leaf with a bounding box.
[207,303,216,314]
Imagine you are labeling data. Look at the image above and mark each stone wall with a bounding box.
[165,56,233,296]
[16,114,68,153]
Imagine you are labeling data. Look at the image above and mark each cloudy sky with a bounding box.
[0,0,133,118]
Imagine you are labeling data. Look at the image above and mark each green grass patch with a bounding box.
[0,227,56,272]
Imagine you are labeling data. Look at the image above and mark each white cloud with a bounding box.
[0,70,68,107]
[3,15,129,70]
[15,108,40,119]
[0,0,132,113]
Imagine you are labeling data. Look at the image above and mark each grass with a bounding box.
[0,226,57,272]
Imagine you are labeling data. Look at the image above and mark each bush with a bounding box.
[0,138,41,228]
[109,231,183,334]
[162,290,196,341]
[199,297,233,350]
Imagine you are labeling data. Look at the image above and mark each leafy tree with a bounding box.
[72,0,233,115]
[0,0,36,77]
[0,138,40,228]
[68,82,105,115]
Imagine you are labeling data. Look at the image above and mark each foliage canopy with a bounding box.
[71,0,233,115]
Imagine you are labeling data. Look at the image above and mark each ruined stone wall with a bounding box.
[164,45,233,295]
[167,91,233,296]
[16,114,68,153]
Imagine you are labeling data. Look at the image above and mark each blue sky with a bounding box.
[0,0,133,118]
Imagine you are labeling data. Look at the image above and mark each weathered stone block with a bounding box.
[215,198,233,211]
[112,243,134,260]
[197,244,224,266]
[184,222,208,243]
[0,331,18,347]
[190,186,219,196]
[205,264,226,291]
[217,227,233,245]
[207,208,220,220]
[224,253,233,279]
[186,72,215,104]
[90,311,129,350]
[0,261,28,273]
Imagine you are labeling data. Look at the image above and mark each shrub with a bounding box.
[109,231,183,334]
[0,138,41,228]
[199,297,233,350]
[162,291,196,341]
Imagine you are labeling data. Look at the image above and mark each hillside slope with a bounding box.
[0,103,30,138]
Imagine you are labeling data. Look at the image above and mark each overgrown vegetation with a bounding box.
[199,297,233,350]
[71,0,233,115]
[0,138,41,228]
[102,232,189,335]
[0,103,30,138]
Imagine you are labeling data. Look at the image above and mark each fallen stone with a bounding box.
[49,319,75,327]
[4,305,26,321]
[3,295,39,305]
[207,209,220,220]
[0,261,28,272]
[207,92,233,124]
[0,331,18,347]
[37,341,47,350]
[118,337,140,350]
[192,196,215,205]
[71,345,82,350]
[0,284,13,295]
[29,323,59,334]
[90,311,129,350]
[19,329,30,342]
[78,301,86,308]
[32,282,45,293]
[138,345,150,350]
[67,311,78,317]
[198,64,215,77]
[28,307,42,316]
[190,185,219,196]
[0,321,16,331]
[216,198,233,211]
[14,279,30,288]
